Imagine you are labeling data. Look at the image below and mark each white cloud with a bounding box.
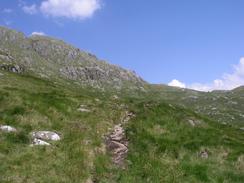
[168,58,244,92]
[2,8,13,13]
[31,31,46,36]
[40,0,101,20]
[22,4,38,15]
[168,79,186,88]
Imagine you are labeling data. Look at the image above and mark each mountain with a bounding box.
[0,26,145,90]
[0,26,244,183]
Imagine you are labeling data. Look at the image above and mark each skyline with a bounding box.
[1,0,244,91]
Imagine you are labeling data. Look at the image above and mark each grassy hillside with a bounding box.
[0,71,125,182]
[146,84,244,126]
[0,71,244,182]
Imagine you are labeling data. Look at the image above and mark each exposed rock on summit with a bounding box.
[0,26,146,90]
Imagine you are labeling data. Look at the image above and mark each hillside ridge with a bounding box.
[0,26,146,90]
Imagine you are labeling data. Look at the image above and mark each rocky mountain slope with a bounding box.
[0,26,145,90]
[0,26,244,182]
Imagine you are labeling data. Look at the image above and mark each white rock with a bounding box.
[199,150,209,159]
[31,131,61,141]
[77,108,91,112]
[113,95,119,99]
[188,119,196,126]
[0,125,17,132]
[31,138,50,146]
[77,105,91,112]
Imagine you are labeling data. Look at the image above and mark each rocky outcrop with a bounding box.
[0,26,146,90]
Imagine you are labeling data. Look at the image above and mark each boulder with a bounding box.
[31,131,61,141]
[0,125,17,132]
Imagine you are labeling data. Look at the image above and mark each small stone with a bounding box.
[77,108,91,112]
[31,131,61,141]
[112,95,119,100]
[200,150,209,159]
[188,119,196,126]
[77,105,91,112]
[31,138,50,146]
[0,125,17,132]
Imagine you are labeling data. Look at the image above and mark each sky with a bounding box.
[1,0,244,91]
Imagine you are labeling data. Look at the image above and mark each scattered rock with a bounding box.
[0,72,3,76]
[31,138,50,146]
[106,111,135,167]
[85,177,94,183]
[107,141,128,165]
[112,95,119,100]
[188,119,201,127]
[31,131,61,141]
[110,124,125,141]
[199,149,209,159]
[0,64,24,73]
[77,108,91,112]
[236,155,244,170]
[77,105,91,112]
[239,114,244,118]
[188,119,196,126]
[0,125,17,133]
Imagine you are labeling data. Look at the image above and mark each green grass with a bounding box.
[0,71,244,182]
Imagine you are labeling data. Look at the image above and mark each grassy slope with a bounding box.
[0,71,125,182]
[146,85,244,126]
[0,71,244,182]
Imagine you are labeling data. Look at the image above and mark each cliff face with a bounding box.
[0,26,146,90]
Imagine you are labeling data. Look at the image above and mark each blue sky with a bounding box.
[1,0,244,90]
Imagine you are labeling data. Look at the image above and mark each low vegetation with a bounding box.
[0,71,243,182]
